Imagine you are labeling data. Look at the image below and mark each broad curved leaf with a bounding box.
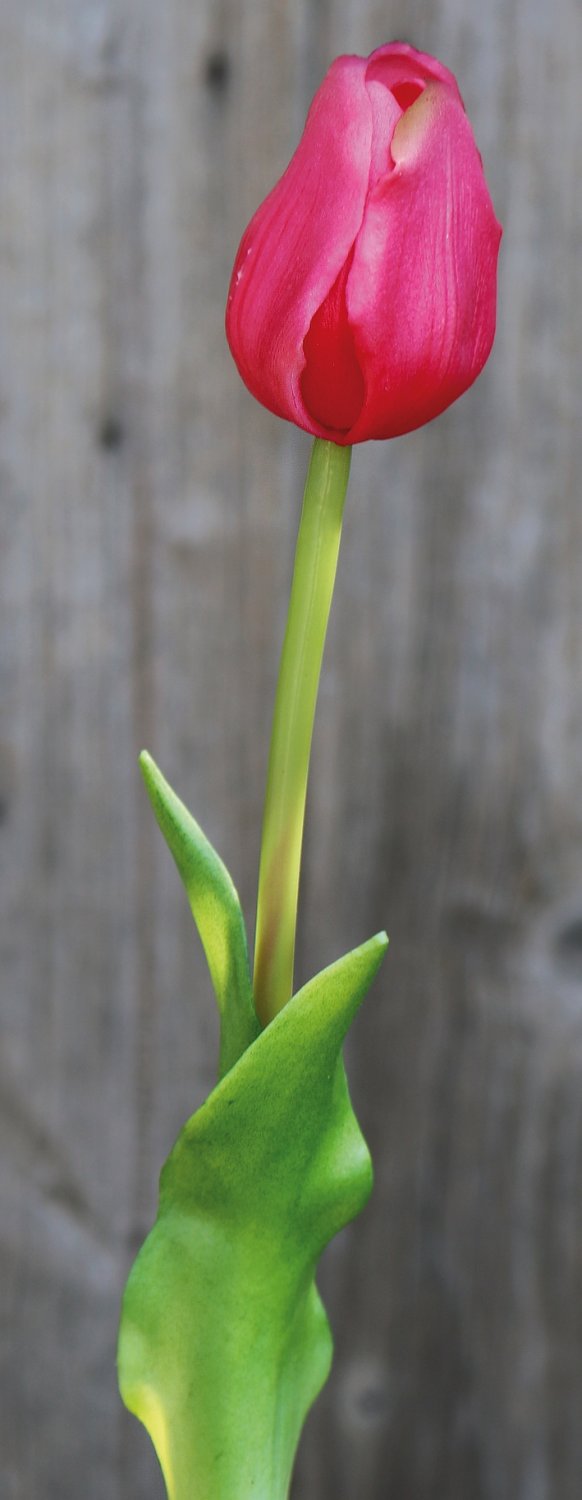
[118,931,388,1500]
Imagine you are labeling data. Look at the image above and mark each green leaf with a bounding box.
[118,930,388,1500]
[139,751,260,1077]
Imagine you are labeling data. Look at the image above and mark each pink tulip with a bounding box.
[226,42,502,444]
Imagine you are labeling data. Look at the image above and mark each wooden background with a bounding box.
[2,1,582,1497]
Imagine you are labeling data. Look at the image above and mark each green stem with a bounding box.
[253,438,352,1027]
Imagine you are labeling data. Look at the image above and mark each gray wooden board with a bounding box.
[1,1,582,1497]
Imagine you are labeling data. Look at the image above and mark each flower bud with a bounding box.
[226,43,502,444]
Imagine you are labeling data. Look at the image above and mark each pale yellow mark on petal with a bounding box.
[390,82,445,166]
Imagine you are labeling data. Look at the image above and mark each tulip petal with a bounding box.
[299,78,401,436]
[300,247,366,433]
[346,81,502,441]
[365,40,463,108]
[226,56,374,434]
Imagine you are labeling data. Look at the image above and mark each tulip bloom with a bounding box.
[226,42,501,444]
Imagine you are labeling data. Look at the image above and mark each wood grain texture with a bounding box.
[1,2,582,1498]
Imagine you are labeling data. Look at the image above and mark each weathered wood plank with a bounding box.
[1,1,582,1498]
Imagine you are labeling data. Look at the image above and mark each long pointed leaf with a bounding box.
[140,751,260,1075]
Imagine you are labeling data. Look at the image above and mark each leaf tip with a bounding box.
[139,750,167,814]
[139,747,155,779]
